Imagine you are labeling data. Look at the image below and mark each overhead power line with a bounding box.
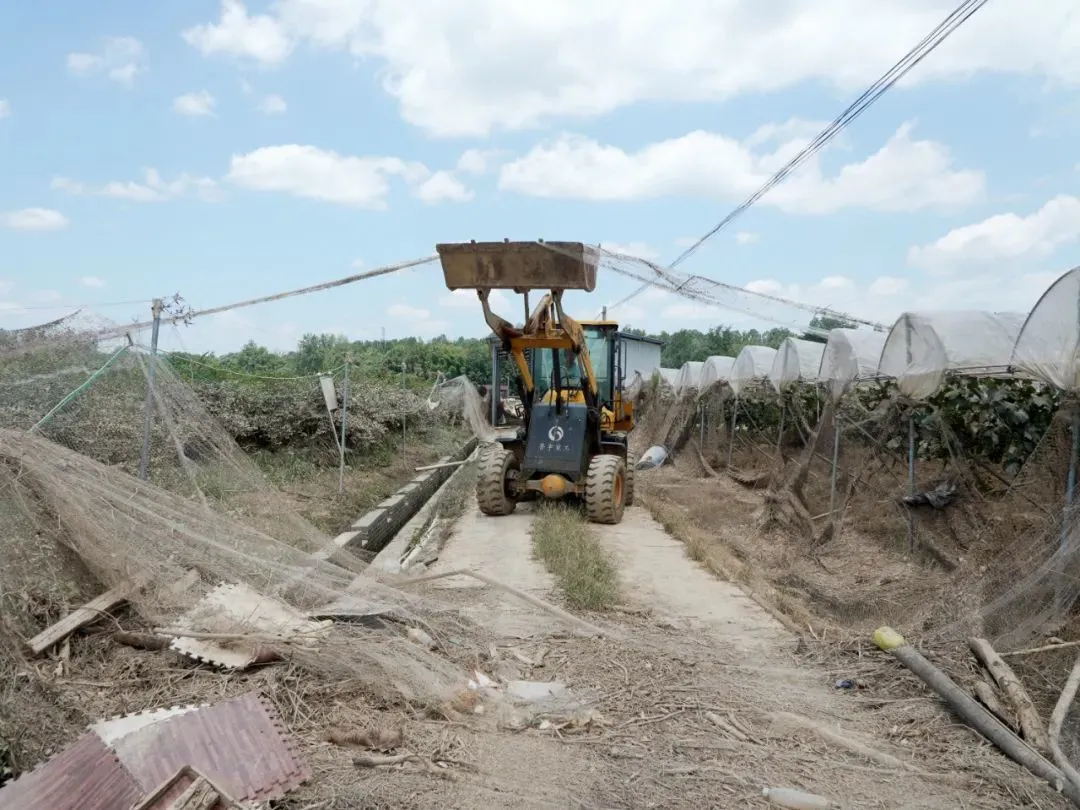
[667,0,991,271]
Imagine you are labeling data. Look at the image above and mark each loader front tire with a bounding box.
[624,462,635,507]
[477,446,518,516]
[585,454,626,525]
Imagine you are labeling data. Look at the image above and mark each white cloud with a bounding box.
[819,275,854,290]
[438,288,511,311]
[868,276,908,296]
[413,170,474,204]
[225,144,451,208]
[173,90,217,117]
[1,208,69,231]
[0,99,9,119]
[66,37,145,86]
[386,302,449,334]
[182,0,292,64]
[907,195,1080,274]
[745,279,785,296]
[239,78,254,94]
[351,258,365,268]
[599,241,659,261]
[258,94,287,114]
[498,122,983,214]
[181,1,1080,137]
[80,276,106,288]
[735,232,759,246]
[52,169,219,203]
[29,289,62,303]
[456,148,504,175]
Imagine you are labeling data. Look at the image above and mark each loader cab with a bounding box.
[530,322,618,408]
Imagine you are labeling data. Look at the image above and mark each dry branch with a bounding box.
[972,680,1014,730]
[1048,652,1080,795]
[969,636,1050,753]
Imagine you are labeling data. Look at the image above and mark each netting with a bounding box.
[731,345,777,396]
[674,360,704,392]
[768,337,824,393]
[819,327,888,401]
[878,311,1027,399]
[426,374,497,442]
[700,355,736,390]
[1012,266,1080,391]
[652,367,678,387]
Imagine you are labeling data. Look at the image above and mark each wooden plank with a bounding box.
[169,777,219,810]
[969,636,1051,753]
[28,584,131,655]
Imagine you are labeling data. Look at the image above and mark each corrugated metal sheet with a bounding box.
[111,691,310,803]
[0,732,142,810]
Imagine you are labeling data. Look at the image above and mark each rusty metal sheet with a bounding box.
[131,765,240,809]
[436,240,598,292]
[110,691,310,803]
[0,731,142,810]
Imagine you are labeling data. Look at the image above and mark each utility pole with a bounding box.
[137,298,164,481]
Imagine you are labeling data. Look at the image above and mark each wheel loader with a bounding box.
[436,239,636,525]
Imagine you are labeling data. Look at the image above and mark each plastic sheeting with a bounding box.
[818,327,888,400]
[768,338,824,393]
[652,367,678,387]
[700,355,736,389]
[731,345,777,396]
[674,360,704,392]
[878,311,1026,399]
[1012,266,1080,391]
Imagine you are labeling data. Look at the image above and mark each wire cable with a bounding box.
[667,0,990,272]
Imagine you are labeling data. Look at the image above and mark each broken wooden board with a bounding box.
[131,765,240,810]
[27,584,131,656]
[168,582,332,670]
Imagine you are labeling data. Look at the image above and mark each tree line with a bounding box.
[166,314,857,386]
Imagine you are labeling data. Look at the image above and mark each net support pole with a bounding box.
[1057,409,1080,611]
[29,344,130,433]
[402,360,407,469]
[699,401,705,445]
[906,412,916,552]
[137,298,164,481]
[776,399,786,456]
[338,356,350,495]
[829,409,841,517]
[727,394,739,468]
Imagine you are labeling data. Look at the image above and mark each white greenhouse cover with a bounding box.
[700,355,736,389]
[878,311,1026,399]
[1012,266,1080,391]
[652,367,679,386]
[674,360,705,391]
[818,327,888,400]
[731,345,778,396]
[768,338,824,393]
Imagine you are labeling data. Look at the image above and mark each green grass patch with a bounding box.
[531,503,620,611]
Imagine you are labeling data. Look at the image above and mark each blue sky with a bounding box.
[2,0,1079,353]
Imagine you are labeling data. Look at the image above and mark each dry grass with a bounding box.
[531,503,621,611]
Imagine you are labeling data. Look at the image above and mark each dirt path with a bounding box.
[377,494,1066,809]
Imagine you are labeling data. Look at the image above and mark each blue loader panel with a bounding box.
[524,403,589,477]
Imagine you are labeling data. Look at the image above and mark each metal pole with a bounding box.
[907,412,916,552]
[338,356,350,494]
[727,394,739,468]
[402,360,407,468]
[829,409,841,516]
[137,298,164,481]
[1057,409,1080,611]
[699,402,705,446]
[776,400,786,456]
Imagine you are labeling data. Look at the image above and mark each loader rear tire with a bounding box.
[585,454,626,525]
[624,462,635,507]
[477,446,518,516]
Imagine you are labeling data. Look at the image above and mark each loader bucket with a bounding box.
[436,240,598,292]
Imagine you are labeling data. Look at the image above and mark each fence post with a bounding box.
[338,355,350,494]
[137,298,164,481]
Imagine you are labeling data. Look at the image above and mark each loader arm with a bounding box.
[478,288,599,405]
